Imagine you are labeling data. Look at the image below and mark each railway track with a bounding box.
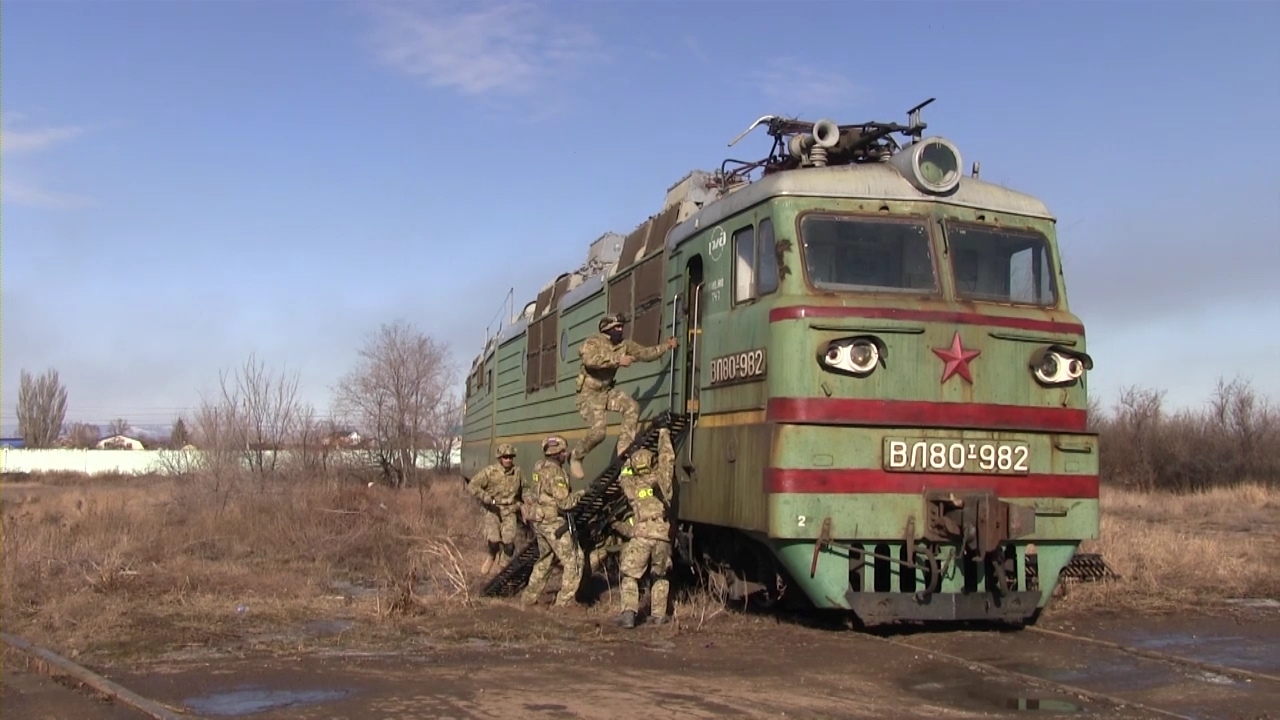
[1,633,193,720]
[867,622,1280,720]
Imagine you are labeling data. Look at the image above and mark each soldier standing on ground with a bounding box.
[521,436,587,608]
[569,314,677,480]
[616,427,677,628]
[466,443,525,575]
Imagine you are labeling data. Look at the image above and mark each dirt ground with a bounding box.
[4,474,1279,719]
[6,601,1279,719]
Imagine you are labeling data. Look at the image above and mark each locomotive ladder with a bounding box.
[481,411,693,598]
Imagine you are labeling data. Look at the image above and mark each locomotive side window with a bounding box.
[757,218,779,296]
[948,223,1057,306]
[732,219,779,304]
[733,225,756,303]
[798,215,938,293]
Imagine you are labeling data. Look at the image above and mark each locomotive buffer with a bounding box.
[482,411,692,598]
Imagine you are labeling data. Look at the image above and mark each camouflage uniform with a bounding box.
[570,314,677,479]
[521,436,586,607]
[616,428,676,628]
[467,443,524,574]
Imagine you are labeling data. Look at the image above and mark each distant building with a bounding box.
[95,435,146,450]
[322,430,367,449]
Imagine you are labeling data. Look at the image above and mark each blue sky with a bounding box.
[3,0,1279,433]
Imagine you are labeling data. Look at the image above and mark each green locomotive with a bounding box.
[462,99,1098,625]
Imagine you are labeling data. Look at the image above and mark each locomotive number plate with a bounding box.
[883,438,1031,474]
[708,347,767,386]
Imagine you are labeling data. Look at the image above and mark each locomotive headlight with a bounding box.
[888,136,963,195]
[819,337,884,377]
[1030,345,1093,387]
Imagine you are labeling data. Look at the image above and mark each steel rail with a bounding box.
[2,631,197,720]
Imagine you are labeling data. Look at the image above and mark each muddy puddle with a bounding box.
[998,654,1224,695]
[902,661,1091,715]
[183,685,354,716]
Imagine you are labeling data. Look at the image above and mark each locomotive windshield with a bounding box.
[947,222,1058,306]
[799,215,938,294]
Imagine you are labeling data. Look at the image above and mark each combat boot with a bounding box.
[647,614,672,626]
[616,610,637,629]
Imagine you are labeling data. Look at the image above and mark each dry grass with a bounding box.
[0,469,489,660]
[0,468,749,663]
[1057,482,1280,614]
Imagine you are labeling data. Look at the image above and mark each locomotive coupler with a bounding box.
[922,490,1036,559]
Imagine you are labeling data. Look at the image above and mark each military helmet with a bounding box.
[629,448,655,473]
[542,435,568,456]
[598,314,625,333]
[495,443,516,459]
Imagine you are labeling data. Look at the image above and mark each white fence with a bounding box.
[1,448,462,476]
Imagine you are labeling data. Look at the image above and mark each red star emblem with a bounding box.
[932,331,981,384]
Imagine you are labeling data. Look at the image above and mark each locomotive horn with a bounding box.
[789,118,842,167]
[812,118,840,148]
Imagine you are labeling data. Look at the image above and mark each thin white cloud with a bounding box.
[363,1,601,98]
[4,123,87,154]
[2,114,93,209]
[753,57,859,116]
[2,181,96,210]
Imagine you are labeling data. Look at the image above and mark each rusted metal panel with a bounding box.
[533,284,555,319]
[631,253,666,346]
[607,273,632,337]
[644,204,681,258]
[618,222,651,269]
[538,311,558,389]
[524,318,543,394]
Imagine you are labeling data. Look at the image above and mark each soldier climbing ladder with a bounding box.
[483,411,692,598]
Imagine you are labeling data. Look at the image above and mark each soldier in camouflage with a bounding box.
[466,443,524,575]
[615,427,676,628]
[520,436,587,608]
[587,511,634,577]
[569,314,677,479]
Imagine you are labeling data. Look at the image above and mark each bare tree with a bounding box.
[66,422,102,448]
[286,402,338,479]
[107,417,131,437]
[194,353,305,477]
[17,368,68,448]
[333,320,458,488]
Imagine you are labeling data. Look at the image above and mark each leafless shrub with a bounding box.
[64,422,101,449]
[333,320,460,488]
[106,418,130,437]
[1096,377,1280,492]
[415,536,474,606]
[17,368,67,448]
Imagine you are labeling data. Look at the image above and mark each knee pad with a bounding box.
[487,541,501,555]
[503,543,515,556]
